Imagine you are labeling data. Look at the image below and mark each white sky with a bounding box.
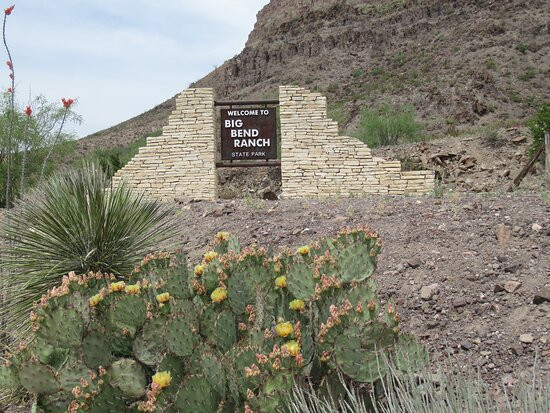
[5,0,270,137]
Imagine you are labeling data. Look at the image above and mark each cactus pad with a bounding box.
[175,375,218,412]
[0,364,19,389]
[166,318,197,358]
[104,294,146,335]
[110,358,147,398]
[393,333,429,372]
[201,353,226,398]
[287,261,316,300]
[86,384,127,413]
[37,306,85,348]
[82,330,114,369]
[165,265,192,300]
[333,325,395,382]
[37,393,73,413]
[133,316,167,366]
[337,243,376,283]
[227,272,255,315]
[18,361,59,394]
[211,310,237,354]
[58,357,89,392]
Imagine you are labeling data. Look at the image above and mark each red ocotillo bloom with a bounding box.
[4,5,14,15]
[61,98,75,108]
[7,87,12,93]
[6,60,12,70]
[9,72,13,79]
[24,106,32,117]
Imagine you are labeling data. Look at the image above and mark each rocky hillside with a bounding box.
[78,0,549,155]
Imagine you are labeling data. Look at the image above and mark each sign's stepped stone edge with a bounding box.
[112,86,434,201]
[279,85,434,197]
[112,88,218,201]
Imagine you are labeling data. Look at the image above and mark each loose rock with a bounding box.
[531,223,542,232]
[407,257,423,269]
[533,287,550,304]
[453,297,468,308]
[504,281,521,293]
[519,334,534,344]
[420,283,439,301]
[495,224,511,246]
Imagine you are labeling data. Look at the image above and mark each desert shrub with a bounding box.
[527,102,550,159]
[515,43,529,54]
[285,357,549,413]
[83,129,162,178]
[371,67,386,76]
[399,156,424,172]
[0,163,174,339]
[327,102,350,132]
[356,104,425,147]
[0,229,426,412]
[519,67,536,82]
[481,124,502,147]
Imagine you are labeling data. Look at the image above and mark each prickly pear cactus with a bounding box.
[0,229,426,412]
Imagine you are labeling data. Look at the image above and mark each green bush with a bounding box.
[519,67,536,82]
[356,104,425,147]
[84,129,161,178]
[527,102,550,159]
[0,229,426,412]
[481,124,501,147]
[515,43,529,54]
[0,163,174,339]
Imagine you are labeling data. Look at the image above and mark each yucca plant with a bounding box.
[285,355,550,413]
[0,163,175,340]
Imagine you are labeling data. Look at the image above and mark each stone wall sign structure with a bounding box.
[112,86,434,201]
[279,85,434,197]
[112,88,217,201]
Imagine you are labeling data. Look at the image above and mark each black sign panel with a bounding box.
[220,108,277,161]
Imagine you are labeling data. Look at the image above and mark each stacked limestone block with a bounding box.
[112,89,217,201]
[279,86,434,198]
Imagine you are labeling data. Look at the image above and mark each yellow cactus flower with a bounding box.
[297,245,311,255]
[275,276,287,289]
[203,251,218,264]
[152,371,172,388]
[216,231,231,242]
[289,299,305,311]
[211,287,228,303]
[110,281,126,292]
[283,340,300,357]
[124,284,141,295]
[275,322,293,338]
[89,294,103,307]
[194,265,205,277]
[273,261,282,273]
[156,292,170,303]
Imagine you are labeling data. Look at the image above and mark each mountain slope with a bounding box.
[78,0,549,154]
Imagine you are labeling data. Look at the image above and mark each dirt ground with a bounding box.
[171,191,550,386]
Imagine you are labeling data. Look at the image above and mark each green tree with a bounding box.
[527,102,550,159]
